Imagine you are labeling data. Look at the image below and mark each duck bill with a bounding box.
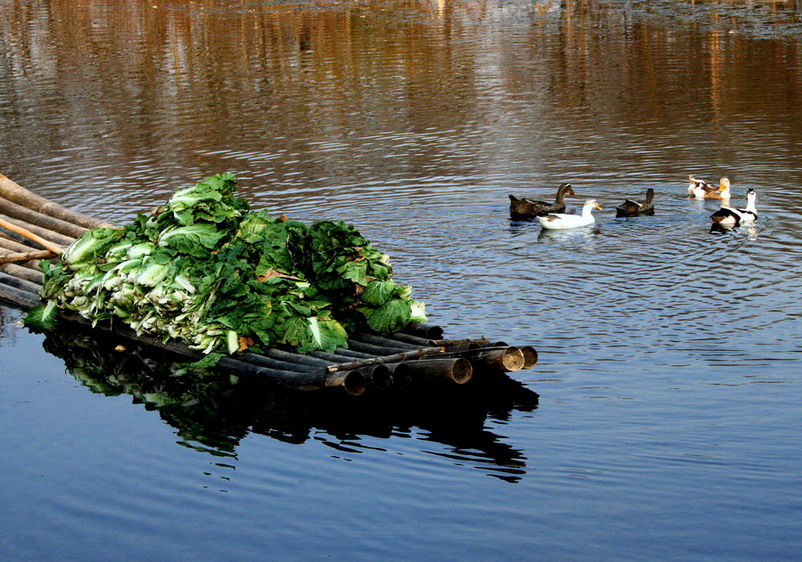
[594,204,603,211]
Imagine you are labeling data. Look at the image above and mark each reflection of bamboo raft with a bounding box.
[0,174,538,396]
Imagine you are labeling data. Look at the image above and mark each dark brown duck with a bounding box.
[615,188,655,218]
[509,183,576,218]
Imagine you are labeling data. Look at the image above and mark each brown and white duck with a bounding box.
[688,176,716,198]
[509,183,576,218]
[615,188,655,217]
[689,176,731,201]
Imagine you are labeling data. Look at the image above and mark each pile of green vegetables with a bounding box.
[26,173,426,355]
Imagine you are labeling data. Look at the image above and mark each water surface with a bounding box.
[2,1,802,559]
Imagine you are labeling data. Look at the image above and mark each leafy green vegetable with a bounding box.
[61,228,125,269]
[28,173,427,358]
[23,300,59,331]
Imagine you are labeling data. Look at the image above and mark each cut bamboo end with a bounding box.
[447,358,473,384]
[386,363,412,389]
[520,346,538,369]
[325,370,366,396]
[368,364,393,390]
[500,347,525,372]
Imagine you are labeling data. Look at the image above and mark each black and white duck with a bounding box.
[710,188,757,228]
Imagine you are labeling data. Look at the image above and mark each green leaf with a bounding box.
[359,298,422,334]
[157,224,226,253]
[187,352,224,368]
[23,301,59,331]
[361,280,398,306]
[61,228,124,269]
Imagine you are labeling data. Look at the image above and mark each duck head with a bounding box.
[584,199,603,212]
[559,183,577,197]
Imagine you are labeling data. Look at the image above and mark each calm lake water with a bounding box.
[3,0,802,559]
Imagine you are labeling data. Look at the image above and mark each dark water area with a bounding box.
[2,0,802,559]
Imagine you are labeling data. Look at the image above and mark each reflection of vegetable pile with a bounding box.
[29,173,426,354]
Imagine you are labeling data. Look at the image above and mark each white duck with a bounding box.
[710,188,757,227]
[538,199,603,230]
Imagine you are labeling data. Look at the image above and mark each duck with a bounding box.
[689,176,731,201]
[615,188,655,217]
[705,177,731,201]
[688,175,716,198]
[710,188,757,227]
[509,183,576,218]
[538,199,603,230]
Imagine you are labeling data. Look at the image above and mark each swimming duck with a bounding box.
[690,176,731,201]
[615,188,655,217]
[538,199,602,230]
[705,177,731,201]
[509,183,576,218]
[688,175,716,198]
[710,188,757,227]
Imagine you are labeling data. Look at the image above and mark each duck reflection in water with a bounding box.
[538,224,602,240]
[40,324,539,482]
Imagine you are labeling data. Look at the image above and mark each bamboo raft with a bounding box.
[0,174,538,396]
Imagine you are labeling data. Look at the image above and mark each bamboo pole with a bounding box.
[0,271,43,295]
[0,263,44,284]
[0,217,64,254]
[440,346,526,372]
[0,213,77,247]
[237,351,325,374]
[0,196,88,239]
[399,322,444,340]
[349,332,422,350]
[0,250,54,264]
[345,338,415,356]
[313,347,375,360]
[0,174,114,230]
[389,331,491,349]
[397,357,473,385]
[0,281,41,308]
[263,347,334,368]
[435,337,492,348]
[388,331,433,346]
[0,232,39,253]
[325,346,444,373]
